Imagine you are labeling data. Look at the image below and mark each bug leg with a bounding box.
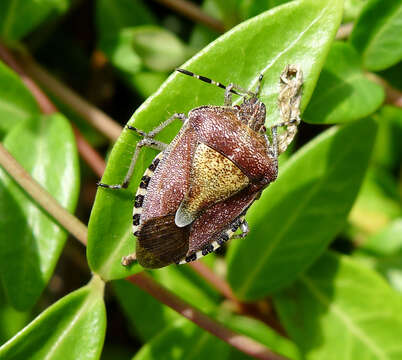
[97,113,187,189]
[224,83,234,106]
[146,113,187,138]
[121,253,136,266]
[97,138,167,190]
[269,65,303,156]
[231,219,249,239]
[255,73,264,97]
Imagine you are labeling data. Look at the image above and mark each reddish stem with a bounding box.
[127,272,288,360]
[0,42,106,177]
[189,261,238,303]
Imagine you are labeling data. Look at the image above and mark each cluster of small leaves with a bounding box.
[0,0,402,359]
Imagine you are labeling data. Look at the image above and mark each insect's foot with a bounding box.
[126,125,149,138]
[97,182,124,190]
[121,254,137,266]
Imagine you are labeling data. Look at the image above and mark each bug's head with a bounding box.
[238,95,266,133]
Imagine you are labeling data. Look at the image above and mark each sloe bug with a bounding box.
[98,65,303,269]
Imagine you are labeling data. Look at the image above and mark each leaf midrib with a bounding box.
[43,294,95,360]
[236,130,353,298]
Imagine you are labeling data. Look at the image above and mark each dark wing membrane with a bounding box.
[187,187,258,255]
[141,126,198,222]
[136,214,190,268]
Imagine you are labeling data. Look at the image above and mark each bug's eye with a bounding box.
[234,105,241,110]
[259,125,267,133]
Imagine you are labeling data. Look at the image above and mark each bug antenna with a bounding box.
[176,68,241,96]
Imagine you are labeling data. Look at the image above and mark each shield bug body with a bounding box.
[98,65,303,269]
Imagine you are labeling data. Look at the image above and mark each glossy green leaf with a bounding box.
[129,71,169,99]
[227,118,377,300]
[350,0,402,71]
[88,0,343,280]
[0,114,80,310]
[0,288,30,345]
[220,313,302,360]
[0,276,106,360]
[363,218,402,257]
[378,61,402,92]
[132,26,191,72]
[96,0,161,96]
[304,42,384,124]
[0,0,70,42]
[343,0,367,22]
[113,279,180,341]
[349,167,401,237]
[96,0,155,36]
[274,252,402,360]
[372,105,402,171]
[132,318,230,360]
[0,61,39,137]
[356,219,402,293]
[150,265,220,312]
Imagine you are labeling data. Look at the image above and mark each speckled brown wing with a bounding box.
[188,106,277,184]
[135,124,197,268]
[140,124,198,222]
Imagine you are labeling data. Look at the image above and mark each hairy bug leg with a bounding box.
[269,65,303,156]
[97,138,166,190]
[231,219,249,239]
[97,113,187,189]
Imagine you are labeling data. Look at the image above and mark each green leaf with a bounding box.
[0,0,70,42]
[274,252,402,360]
[356,219,402,293]
[0,276,106,360]
[96,0,162,96]
[0,114,80,310]
[362,218,402,257]
[227,118,377,300]
[343,0,368,22]
[378,61,402,92]
[88,0,343,280]
[113,279,180,341]
[239,0,291,20]
[220,313,302,360]
[372,105,402,171]
[0,288,30,345]
[129,71,169,99]
[0,61,39,137]
[131,26,191,72]
[99,28,142,75]
[150,265,220,312]
[349,166,401,237]
[350,0,402,71]
[132,318,230,360]
[96,0,155,36]
[304,42,384,124]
